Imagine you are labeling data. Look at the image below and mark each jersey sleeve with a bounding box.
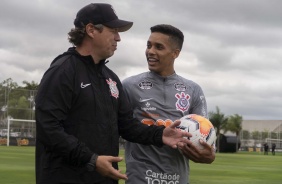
[190,83,208,118]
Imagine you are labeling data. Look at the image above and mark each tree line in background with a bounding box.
[0,78,245,152]
[209,106,243,152]
[0,78,38,121]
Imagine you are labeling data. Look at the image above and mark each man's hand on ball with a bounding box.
[162,120,192,149]
[177,139,215,164]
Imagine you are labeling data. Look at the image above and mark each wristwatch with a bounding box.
[86,154,98,172]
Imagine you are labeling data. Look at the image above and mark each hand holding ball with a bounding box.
[177,114,216,149]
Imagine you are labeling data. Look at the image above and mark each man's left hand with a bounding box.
[162,120,192,149]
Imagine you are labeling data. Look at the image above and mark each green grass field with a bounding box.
[0,146,281,184]
[0,146,35,184]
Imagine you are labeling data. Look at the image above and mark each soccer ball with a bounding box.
[177,114,216,149]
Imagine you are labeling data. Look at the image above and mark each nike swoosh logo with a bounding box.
[139,98,153,102]
[81,82,91,88]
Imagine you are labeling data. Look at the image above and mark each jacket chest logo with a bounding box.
[175,92,190,113]
[106,78,119,99]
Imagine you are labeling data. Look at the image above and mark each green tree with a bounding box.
[261,130,270,140]
[0,82,6,120]
[22,80,39,90]
[8,94,30,119]
[2,78,18,89]
[21,80,38,119]
[0,78,19,120]
[0,79,37,138]
[209,106,228,152]
[270,132,277,139]
[252,131,260,140]
[226,114,243,152]
[242,130,251,139]
[0,78,37,120]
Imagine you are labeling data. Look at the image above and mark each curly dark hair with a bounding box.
[68,24,103,46]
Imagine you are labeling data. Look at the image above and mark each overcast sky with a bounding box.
[0,0,281,120]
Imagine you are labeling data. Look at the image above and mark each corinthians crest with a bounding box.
[175,92,190,113]
[106,78,119,99]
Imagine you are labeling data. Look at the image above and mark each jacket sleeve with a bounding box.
[35,58,93,166]
[117,79,164,147]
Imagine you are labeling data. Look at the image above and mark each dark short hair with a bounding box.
[150,24,184,50]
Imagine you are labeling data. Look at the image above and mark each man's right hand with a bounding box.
[177,140,215,164]
[95,156,128,181]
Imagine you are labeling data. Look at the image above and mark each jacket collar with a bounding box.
[67,47,107,66]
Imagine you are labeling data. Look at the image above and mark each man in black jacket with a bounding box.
[35,3,191,184]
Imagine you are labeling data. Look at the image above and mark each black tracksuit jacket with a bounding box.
[35,47,165,184]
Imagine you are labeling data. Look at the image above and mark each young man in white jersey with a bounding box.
[122,24,215,184]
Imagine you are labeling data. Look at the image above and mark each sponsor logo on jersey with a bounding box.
[141,102,156,111]
[175,92,190,113]
[139,80,153,89]
[174,83,187,91]
[106,78,119,99]
[145,170,180,184]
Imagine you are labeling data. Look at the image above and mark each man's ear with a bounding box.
[85,24,97,38]
[173,49,181,59]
